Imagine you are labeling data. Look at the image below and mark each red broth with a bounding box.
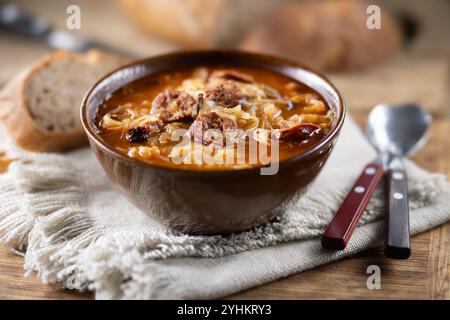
[96,67,334,170]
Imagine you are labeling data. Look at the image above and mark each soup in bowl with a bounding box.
[81,51,345,234]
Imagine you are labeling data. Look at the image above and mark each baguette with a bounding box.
[0,50,127,152]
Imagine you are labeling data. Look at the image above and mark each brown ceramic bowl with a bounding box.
[81,50,345,234]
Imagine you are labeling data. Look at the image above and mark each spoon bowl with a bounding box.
[367,104,431,157]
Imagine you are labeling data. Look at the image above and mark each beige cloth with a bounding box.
[0,117,449,299]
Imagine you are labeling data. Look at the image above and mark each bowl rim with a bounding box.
[80,49,346,174]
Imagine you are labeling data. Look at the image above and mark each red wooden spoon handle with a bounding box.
[321,162,384,250]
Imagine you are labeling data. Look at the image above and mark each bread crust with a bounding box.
[241,0,401,71]
[0,50,126,152]
[116,0,293,48]
[117,0,224,47]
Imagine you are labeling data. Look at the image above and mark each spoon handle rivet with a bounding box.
[365,167,376,175]
[393,172,404,180]
[393,192,404,200]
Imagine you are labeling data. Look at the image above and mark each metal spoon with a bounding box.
[367,104,431,259]
[321,104,430,259]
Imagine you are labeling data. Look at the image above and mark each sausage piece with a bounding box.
[189,111,236,145]
[205,81,243,108]
[151,89,198,122]
[209,70,255,83]
[278,123,322,142]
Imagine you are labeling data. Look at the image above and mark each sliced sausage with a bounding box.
[278,123,322,142]
[189,111,236,145]
[205,81,243,108]
[209,69,255,83]
[151,89,198,122]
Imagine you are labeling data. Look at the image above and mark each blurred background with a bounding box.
[0,0,449,119]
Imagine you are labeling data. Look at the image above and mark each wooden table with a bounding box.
[0,0,449,300]
[1,116,448,300]
[232,117,450,300]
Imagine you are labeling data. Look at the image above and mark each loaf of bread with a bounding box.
[0,50,126,152]
[117,0,295,47]
[240,0,402,71]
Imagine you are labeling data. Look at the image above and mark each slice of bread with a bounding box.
[0,50,127,152]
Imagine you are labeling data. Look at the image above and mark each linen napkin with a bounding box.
[0,117,449,299]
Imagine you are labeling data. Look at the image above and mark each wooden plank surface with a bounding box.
[0,117,448,300]
[232,118,450,300]
[0,0,449,300]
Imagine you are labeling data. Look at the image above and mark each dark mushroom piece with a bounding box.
[126,126,150,143]
[125,118,165,143]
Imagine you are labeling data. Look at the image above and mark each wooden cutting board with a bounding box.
[0,0,448,300]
